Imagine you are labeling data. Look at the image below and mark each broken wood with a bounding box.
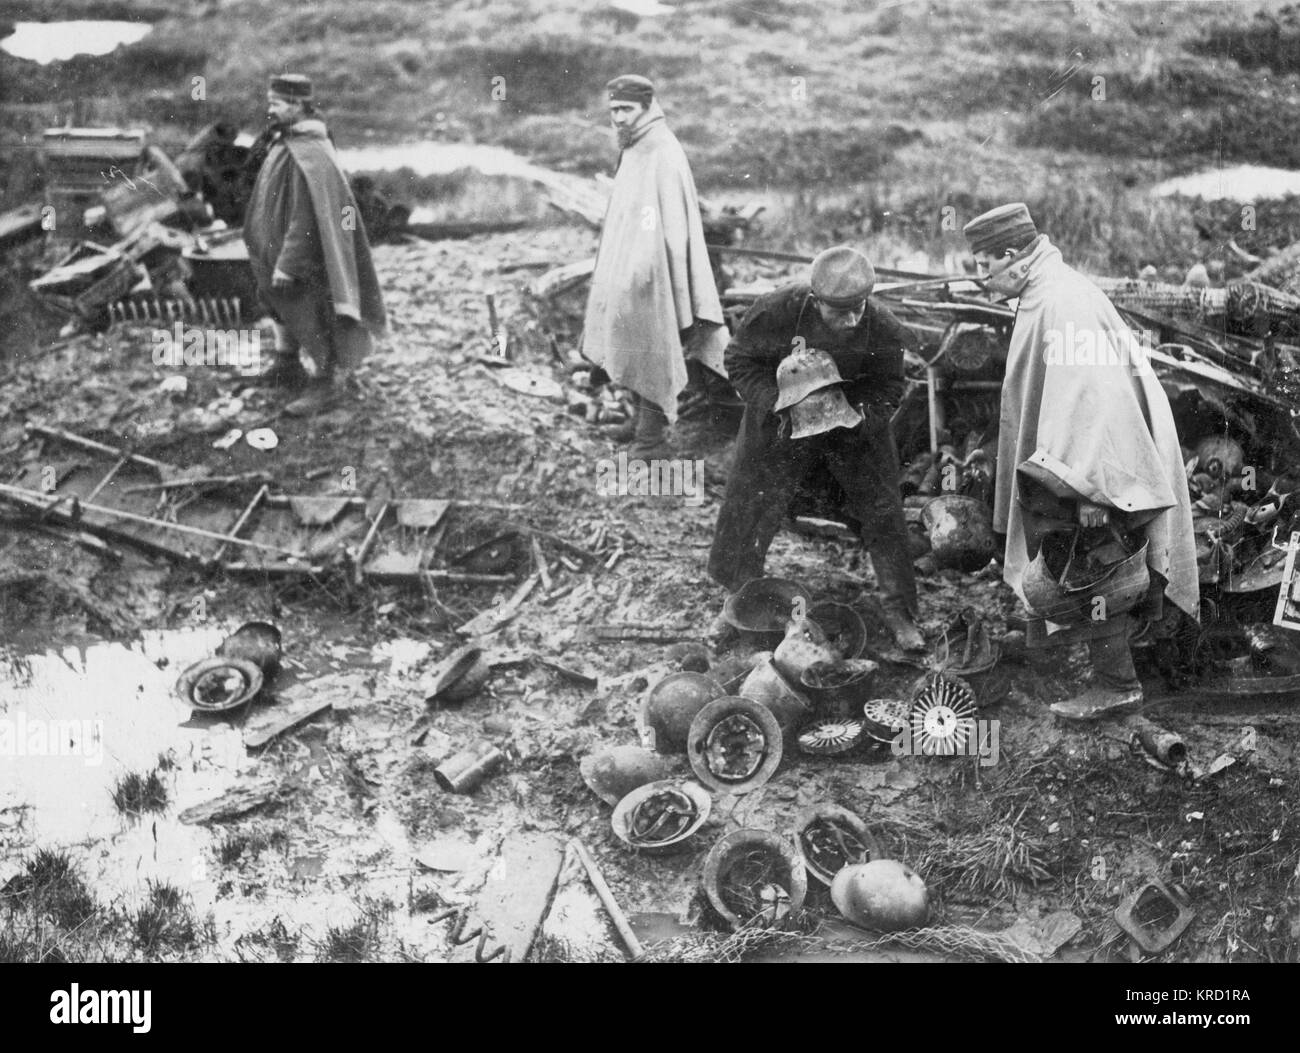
[179,781,286,825]
[27,422,170,472]
[536,657,599,688]
[121,472,272,494]
[0,483,307,559]
[569,838,644,961]
[591,622,696,643]
[529,257,596,298]
[242,692,333,750]
[456,571,542,637]
[530,535,552,591]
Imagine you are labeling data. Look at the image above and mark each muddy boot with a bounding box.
[869,542,925,651]
[629,398,673,461]
[879,600,926,653]
[256,351,309,388]
[284,377,340,417]
[1051,619,1143,721]
[602,394,639,444]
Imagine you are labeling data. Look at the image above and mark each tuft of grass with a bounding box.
[216,827,286,866]
[314,897,393,962]
[3,848,98,929]
[111,768,168,816]
[130,879,198,954]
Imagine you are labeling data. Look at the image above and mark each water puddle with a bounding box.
[0,21,153,64]
[0,627,248,910]
[1152,164,1300,202]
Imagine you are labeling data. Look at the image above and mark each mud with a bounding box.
[2,220,1298,964]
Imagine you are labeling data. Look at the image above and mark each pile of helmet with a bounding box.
[775,346,862,439]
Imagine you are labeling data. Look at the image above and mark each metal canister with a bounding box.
[435,740,506,794]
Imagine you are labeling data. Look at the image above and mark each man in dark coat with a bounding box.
[243,74,387,416]
[708,245,926,651]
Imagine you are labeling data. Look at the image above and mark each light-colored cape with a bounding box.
[997,236,1199,619]
[581,101,728,421]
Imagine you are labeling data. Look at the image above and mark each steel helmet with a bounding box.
[830,859,929,931]
[788,385,864,439]
[641,671,723,753]
[774,346,844,412]
[1022,540,1151,623]
[579,745,672,806]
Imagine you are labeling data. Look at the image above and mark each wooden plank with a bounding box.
[456,571,542,637]
[242,691,333,750]
[461,832,565,963]
[179,781,286,825]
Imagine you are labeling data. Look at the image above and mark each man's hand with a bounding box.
[1078,500,1110,528]
[271,268,295,291]
[856,401,890,433]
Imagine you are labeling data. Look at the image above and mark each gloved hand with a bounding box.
[1077,499,1110,528]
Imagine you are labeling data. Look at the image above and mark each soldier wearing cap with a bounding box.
[708,245,926,651]
[243,73,386,415]
[963,202,1198,719]
[581,74,730,459]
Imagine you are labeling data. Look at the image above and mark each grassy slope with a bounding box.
[2,0,1299,271]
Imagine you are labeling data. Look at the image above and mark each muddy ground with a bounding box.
[1,217,1298,964]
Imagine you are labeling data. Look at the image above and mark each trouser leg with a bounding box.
[1088,614,1142,691]
[708,409,811,590]
[825,424,918,615]
[266,284,335,378]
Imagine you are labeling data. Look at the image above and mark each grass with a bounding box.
[314,897,393,962]
[111,767,168,815]
[130,879,199,953]
[3,848,98,929]
[216,827,287,866]
[2,0,1296,275]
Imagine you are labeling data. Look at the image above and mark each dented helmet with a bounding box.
[774,346,844,412]
[788,385,863,439]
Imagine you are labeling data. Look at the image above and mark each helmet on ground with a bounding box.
[774,346,844,412]
[830,859,929,931]
[641,671,723,753]
[722,576,811,633]
[788,385,863,439]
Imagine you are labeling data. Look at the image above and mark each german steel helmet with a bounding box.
[788,386,864,439]
[774,346,844,412]
[1022,540,1151,623]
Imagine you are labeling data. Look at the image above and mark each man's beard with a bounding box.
[615,125,636,150]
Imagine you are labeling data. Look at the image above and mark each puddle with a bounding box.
[0,626,470,958]
[0,21,153,64]
[0,627,250,912]
[1152,164,1300,202]
[337,141,548,180]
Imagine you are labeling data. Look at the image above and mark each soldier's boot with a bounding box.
[1051,618,1144,721]
[869,541,926,652]
[602,393,639,444]
[629,398,674,462]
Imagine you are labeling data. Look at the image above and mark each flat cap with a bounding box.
[810,246,875,307]
[962,202,1038,257]
[269,73,313,100]
[606,74,654,103]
